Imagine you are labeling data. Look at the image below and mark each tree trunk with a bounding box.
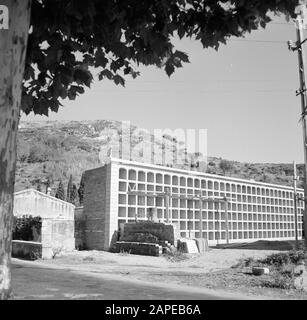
[0,0,31,300]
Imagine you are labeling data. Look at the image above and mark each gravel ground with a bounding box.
[30,247,307,300]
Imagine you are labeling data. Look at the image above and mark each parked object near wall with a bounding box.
[195,238,210,253]
[13,189,75,259]
[177,238,200,254]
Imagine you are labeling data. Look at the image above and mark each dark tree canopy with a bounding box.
[70,184,78,205]
[22,0,298,115]
[219,159,235,175]
[66,174,73,202]
[55,180,65,200]
[78,173,85,206]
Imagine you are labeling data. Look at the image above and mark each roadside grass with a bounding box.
[118,249,132,256]
[232,250,305,290]
[163,250,191,263]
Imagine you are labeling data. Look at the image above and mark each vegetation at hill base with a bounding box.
[16,120,304,204]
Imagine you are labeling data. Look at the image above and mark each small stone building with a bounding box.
[13,189,75,259]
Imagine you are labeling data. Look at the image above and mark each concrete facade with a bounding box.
[83,157,304,250]
[74,206,86,250]
[14,189,75,258]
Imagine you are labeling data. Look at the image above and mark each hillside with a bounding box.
[15,120,303,204]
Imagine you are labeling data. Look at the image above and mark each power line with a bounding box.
[230,39,285,44]
[270,22,293,26]
[125,79,291,84]
[98,88,293,94]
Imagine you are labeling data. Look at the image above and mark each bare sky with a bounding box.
[23,15,305,164]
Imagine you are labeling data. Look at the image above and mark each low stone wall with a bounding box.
[12,240,42,260]
[120,222,176,245]
[113,241,162,257]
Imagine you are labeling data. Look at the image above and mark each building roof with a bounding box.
[109,157,303,192]
[14,188,75,208]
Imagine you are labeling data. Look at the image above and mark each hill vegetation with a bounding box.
[15,120,303,205]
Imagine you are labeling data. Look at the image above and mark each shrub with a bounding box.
[261,264,296,290]
[13,215,42,242]
[163,249,190,263]
[30,248,42,261]
[260,251,305,267]
[17,140,30,162]
[219,159,234,176]
[119,249,132,256]
[122,233,159,243]
[27,143,54,163]
[52,246,64,259]
[235,251,305,290]
[262,272,294,290]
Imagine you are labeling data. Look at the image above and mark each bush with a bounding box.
[236,251,305,269]
[163,249,190,263]
[260,251,305,267]
[52,246,64,259]
[219,159,234,175]
[13,215,42,242]
[27,143,54,163]
[235,251,305,290]
[17,139,30,163]
[122,233,159,243]
[262,272,294,290]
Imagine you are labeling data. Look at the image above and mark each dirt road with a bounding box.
[11,248,283,300]
[12,259,250,300]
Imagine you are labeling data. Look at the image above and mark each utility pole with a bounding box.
[224,197,230,245]
[293,161,299,248]
[187,202,192,238]
[199,195,203,239]
[165,187,170,223]
[288,8,307,248]
[215,202,220,245]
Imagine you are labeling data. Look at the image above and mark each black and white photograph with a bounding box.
[0,0,307,312]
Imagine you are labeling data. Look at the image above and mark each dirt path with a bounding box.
[12,259,252,300]
[12,248,307,300]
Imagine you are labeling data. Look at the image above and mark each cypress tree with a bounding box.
[78,173,85,206]
[45,177,51,194]
[55,180,65,201]
[67,174,73,203]
[70,184,78,205]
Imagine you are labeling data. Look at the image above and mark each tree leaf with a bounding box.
[73,68,93,87]
[113,74,125,86]
[165,62,175,77]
